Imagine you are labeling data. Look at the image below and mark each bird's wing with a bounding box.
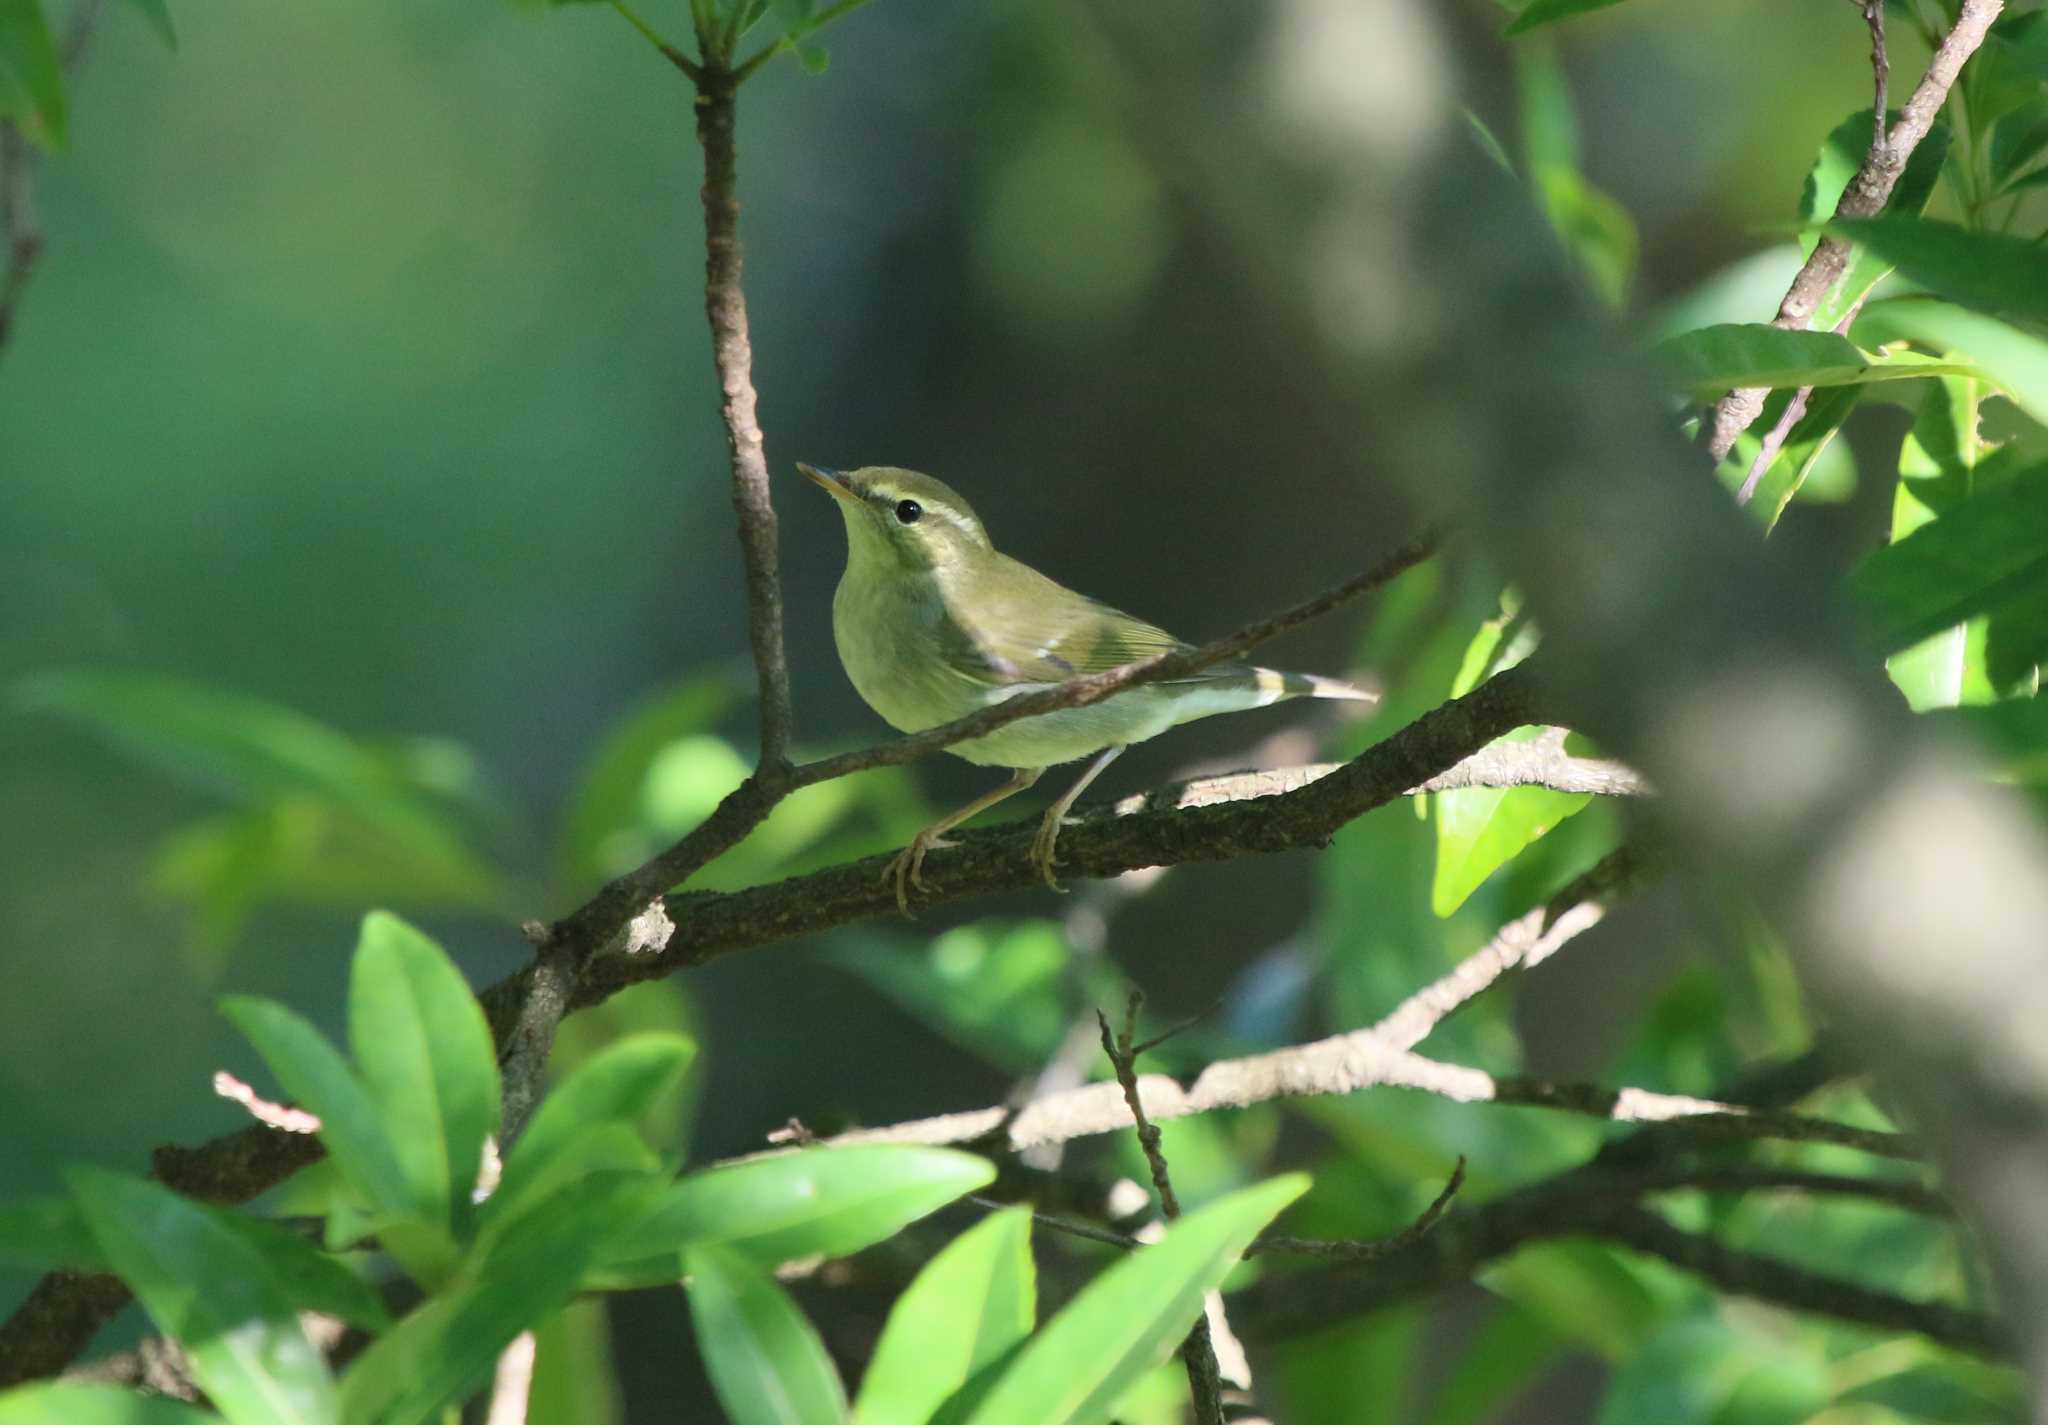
[936,552,1209,688]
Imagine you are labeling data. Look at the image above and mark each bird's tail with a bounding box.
[1272,668,1377,703]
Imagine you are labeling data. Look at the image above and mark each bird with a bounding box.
[801,463,1375,913]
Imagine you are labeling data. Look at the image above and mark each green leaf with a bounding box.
[339,1174,666,1425]
[1926,696,2048,783]
[213,1215,391,1333]
[0,1195,106,1271]
[0,0,64,147]
[1536,166,1635,312]
[347,912,500,1240]
[1856,300,2048,423]
[1990,96,2048,189]
[1847,460,2048,657]
[855,1208,1035,1425]
[67,1168,338,1425]
[960,1175,1308,1425]
[1649,324,1981,395]
[1834,217,2048,326]
[0,1384,222,1424]
[1433,748,1591,915]
[117,0,175,46]
[492,1032,696,1224]
[218,995,422,1235]
[557,676,737,889]
[1886,376,2000,709]
[686,1244,850,1425]
[1503,0,1628,37]
[597,1146,996,1287]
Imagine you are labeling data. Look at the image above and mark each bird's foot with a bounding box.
[1030,810,1078,894]
[884,828,957,916]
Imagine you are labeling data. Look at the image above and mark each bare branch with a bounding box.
[0,124,43,357]
[1703,0,2003,461]
[1097,993,1225,1425]
[694,64,795,773]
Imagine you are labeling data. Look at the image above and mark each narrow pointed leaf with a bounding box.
[348,912,500,1233]
[1848,461,2048,658]
[856,1208,1035,1425]
[686,1244,850,1425]
[961,1175,1308,1425]
[0,1384,222,1424]
[67,1169,338,1425]
[1835,217,2048,326]
[340,1175,666,1425]
[598,1146,994,1284]
[498,1033,695,1205]
[1855,301,2048,422]
[219,995,418,1227]
[1650,324,1981,395]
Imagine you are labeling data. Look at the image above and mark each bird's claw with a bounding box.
[884,829,956,916]
[1030,813,1078,894]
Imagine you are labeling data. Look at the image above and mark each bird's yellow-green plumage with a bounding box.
[801,462,1372,908]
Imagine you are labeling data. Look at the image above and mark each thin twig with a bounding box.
[694,63,795,773]
[1250,1156,1466,1261]
[1703,0,2003,461]
[0,124,43,357]
[1098,992,1226,1425]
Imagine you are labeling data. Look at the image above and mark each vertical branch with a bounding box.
[1702,0,2001,462]
[1098,996,1228,1425]
[694,63,796,773]
[0,123,45,357]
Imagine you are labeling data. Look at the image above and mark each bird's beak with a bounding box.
[798,463,856,502]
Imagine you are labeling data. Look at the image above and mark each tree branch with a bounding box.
[694,62,795,773]
[542,529,1443,962]
[0,657,1538,1383]
[1702,0,2003,461]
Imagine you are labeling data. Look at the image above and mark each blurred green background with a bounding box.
[0,0,1973,1416]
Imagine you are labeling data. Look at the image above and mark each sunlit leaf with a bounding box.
[1847,460,2048,659]
[960,1176,1308,1425]
[348,913,500,1241]
[855,1208,1035,1425]
[339,1174,667,1425]
[1650,325,1982,395]
[68,1169,339,1425]
[1835,217,2048,326]
[1856,300,2048,423]
[687,1244,850,1425]
[596,1146,995,1287]
[557,676,738,889]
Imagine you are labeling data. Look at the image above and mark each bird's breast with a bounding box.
[832,571,990,734]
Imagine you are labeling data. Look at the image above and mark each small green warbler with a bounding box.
[802,464,1374,912]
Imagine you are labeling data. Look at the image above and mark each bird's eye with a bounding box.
[894,499,923,525]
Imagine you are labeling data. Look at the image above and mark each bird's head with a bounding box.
[800,464,993,574]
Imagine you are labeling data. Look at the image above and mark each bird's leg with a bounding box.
[1030,744,1125,893]
[887,766,1043,915]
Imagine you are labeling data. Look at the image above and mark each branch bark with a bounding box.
[1702,0,2004,461]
